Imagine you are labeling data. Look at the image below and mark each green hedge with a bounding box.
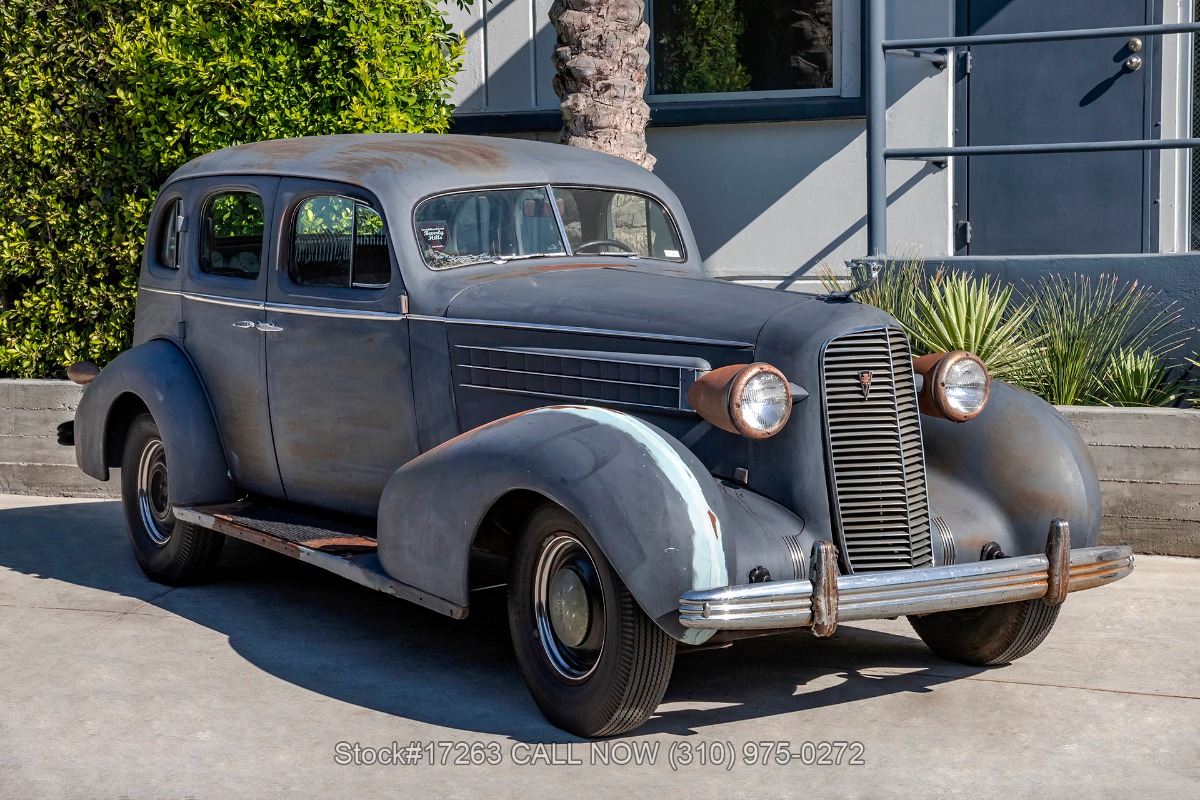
[0,0,465,378]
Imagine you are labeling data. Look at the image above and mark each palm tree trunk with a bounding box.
[549,0,655,170]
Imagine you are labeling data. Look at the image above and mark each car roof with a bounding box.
[165,133,669,203]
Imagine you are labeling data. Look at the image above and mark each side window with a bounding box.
[290,196,390,288]
[200,191,264,279]
[156,199,182,269]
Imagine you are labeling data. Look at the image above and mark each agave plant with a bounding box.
[909,271,1039,385]
[1095,348,1187,407]
[1024,275,1183,406]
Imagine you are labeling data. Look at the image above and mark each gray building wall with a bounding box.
[445,0,955,286]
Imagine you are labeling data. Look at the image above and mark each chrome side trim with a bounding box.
[678,543,1135,630]
[265,301,403,321]
[142,286,749,345]
[178,291,265,311]
[411,314,753,348]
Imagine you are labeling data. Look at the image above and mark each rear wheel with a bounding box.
[908,599,1061,666]
[507,504,675,737]
[120,413,224,586]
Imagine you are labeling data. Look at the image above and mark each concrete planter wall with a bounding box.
[1057,406,1199,558]
[0,380,1195,555]
[0,380,116,498]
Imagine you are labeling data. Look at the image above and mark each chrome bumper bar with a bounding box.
[679,520,1134,633]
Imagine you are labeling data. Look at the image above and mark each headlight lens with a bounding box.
[687,362,794,439]
[941,357,989,418]
[735,370,792,437]
[918,351,991,422]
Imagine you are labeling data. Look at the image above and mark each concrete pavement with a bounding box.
[0,493,1197,799]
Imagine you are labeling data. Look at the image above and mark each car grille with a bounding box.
[820,326,933,573]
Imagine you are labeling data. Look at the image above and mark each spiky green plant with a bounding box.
[1095,348,1186,407]
[1024,275,1183,406]
[910,271,1039,385]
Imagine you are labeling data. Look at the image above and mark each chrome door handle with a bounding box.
[256,322,283,332]
[232,320,256,329]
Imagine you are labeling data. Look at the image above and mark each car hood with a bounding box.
[442,266,820,347]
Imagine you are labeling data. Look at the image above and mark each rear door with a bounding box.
[180,176,284,498]
[264,179,421,517]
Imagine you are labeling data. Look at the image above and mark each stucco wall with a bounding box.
[445,0,955,283]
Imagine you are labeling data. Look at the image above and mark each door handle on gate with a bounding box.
[232,320,256,329]
[256,322,283,332]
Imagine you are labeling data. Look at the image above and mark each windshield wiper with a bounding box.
[491,252,568,263]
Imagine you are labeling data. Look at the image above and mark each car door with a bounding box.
[264,178,421,517]
[180,176,285,498]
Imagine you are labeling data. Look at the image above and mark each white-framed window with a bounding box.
[647,0,857,102]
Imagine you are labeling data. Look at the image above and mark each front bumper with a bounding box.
[679,520,1134,634]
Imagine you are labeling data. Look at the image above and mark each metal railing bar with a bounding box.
[885,48,949,68]
[882,21,1200,50]
[887,138,1200,160]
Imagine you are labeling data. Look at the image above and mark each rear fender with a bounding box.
[74,340,236,505]
[376,406,804,643]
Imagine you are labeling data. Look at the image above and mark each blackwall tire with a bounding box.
[908,598,1061,666]
[120,413,223,586]
[508,504,675,737]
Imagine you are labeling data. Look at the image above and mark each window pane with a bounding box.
[292,196,353,287]
[652,0,834,94]
[551,187,685,261]
[353,204,390,287]
[156,200,180,269]
[414,188,566,269]
[200,192,264,278]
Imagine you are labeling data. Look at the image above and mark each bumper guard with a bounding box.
[679,520,1134,635]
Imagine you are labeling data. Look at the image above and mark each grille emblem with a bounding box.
[858,370,873,401]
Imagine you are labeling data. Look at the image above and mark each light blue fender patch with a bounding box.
[529,406,728,645]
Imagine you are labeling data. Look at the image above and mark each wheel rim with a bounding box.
[533,533,605,683]
[136,437,173,546]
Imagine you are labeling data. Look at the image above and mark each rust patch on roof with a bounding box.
[336,138,509,176]
[708,510,719,539]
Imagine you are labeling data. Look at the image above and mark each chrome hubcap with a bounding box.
[137,438,173,546]
[533,534,605,682]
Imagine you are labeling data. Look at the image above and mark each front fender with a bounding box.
[376,406,806,644]
[923,380,1101,561]
[74,340,236,505]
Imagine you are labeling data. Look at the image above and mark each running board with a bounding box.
[174,502,467,620]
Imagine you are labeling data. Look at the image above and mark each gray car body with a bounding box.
[73,134,1100,644]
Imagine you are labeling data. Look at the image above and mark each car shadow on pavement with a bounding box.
[0,499,986,741]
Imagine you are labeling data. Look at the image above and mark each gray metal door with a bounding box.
[180,176,284,499]
[961,0,1154,254]
[264,179,421,518]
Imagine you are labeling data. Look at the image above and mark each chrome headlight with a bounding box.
[687,363,793,439]
[917,351,990,422]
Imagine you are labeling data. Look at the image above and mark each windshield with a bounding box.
[414,186,686,269]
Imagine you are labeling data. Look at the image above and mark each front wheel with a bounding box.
[120,413,224,586]
[908,599,1061,666]
[508,504,675,737]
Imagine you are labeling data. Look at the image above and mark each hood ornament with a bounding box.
[859,370,873,401]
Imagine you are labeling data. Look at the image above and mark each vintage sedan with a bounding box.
[69,134,1133,737]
